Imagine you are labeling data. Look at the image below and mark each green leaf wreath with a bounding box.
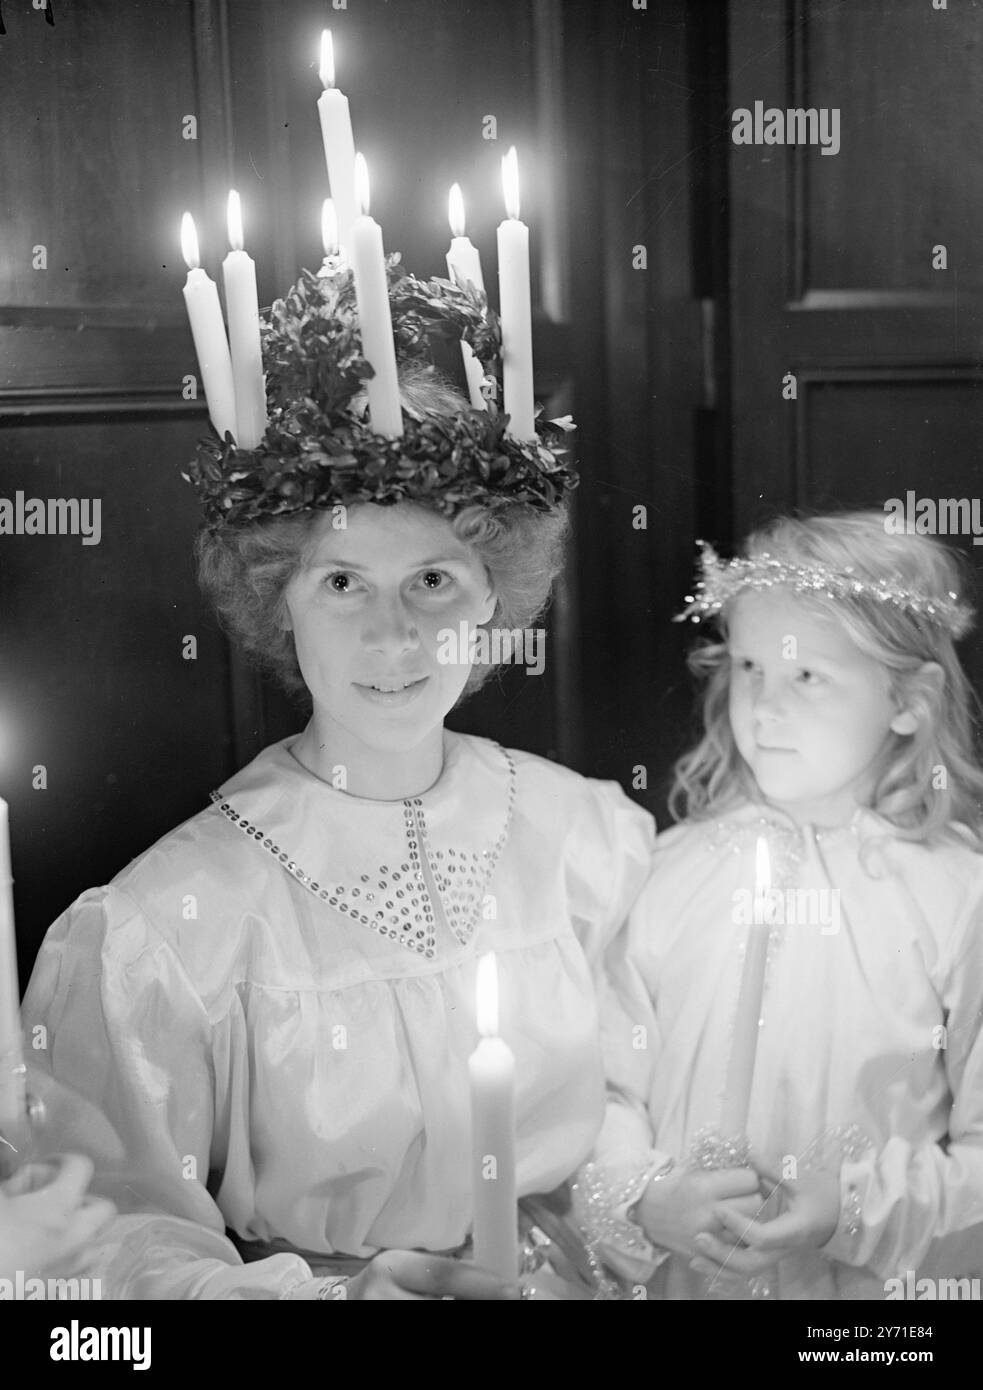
[183,255,577,531]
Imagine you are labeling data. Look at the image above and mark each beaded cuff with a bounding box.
[571,1155,673,1285]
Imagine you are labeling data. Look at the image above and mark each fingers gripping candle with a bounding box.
[445,184,488,412]
[720,837,772,1140]
[222,191,268,450]
[317,30,358,256]
[349,154,404,439]
[469,952,518,1282]
[180,214,237,442]
[496,148,536,441]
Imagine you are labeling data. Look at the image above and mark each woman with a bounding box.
[21,267,656,1299]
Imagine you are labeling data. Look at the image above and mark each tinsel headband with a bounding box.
[674,539,974,639]
[182,259,577,533]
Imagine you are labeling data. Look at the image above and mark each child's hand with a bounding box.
[0,1153,116,1281]
[689,1162,841,1279]
[635,1166,762,1259]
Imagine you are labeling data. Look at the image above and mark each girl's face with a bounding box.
[283,502,496,754]
[727,590,914,826]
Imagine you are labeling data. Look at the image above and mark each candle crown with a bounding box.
[183,261,578,533]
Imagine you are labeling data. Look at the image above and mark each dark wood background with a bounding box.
[2,0,982,985]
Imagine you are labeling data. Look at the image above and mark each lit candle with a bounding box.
[222,191,268,450]
[720,837,772,1139]
[316,30,358,254]
[446,184,487,412]
[0,798,26,1145]
[180,213,238,443]
[349,154,403,438]
[318,198,344,279]
[496,147,535,441]
[469,952,517,1283]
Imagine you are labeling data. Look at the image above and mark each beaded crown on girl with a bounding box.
[675,537,974,638]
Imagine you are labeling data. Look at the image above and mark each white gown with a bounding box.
[21,729,656,1299]
[588,802,983,1299]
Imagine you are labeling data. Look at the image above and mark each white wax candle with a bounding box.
[317,30,358,254]
[446,184,487,412]
[222,191,268,450]
[0,799,26,1138]
[349,155,403,438]
[180,213,238,443]
[720,837,772,1139]
[496,148,535,441]
[469,953,517,1283]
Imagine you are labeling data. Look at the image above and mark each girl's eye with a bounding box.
[731,656,756,673]
[797,669,823,685]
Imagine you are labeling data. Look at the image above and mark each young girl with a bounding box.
[579,510,983,1299]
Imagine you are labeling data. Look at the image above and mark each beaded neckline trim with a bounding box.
[209,745,517,959]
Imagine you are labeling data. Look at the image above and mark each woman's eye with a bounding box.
[326,571,357,594]
[419,570,452,591]
[797,669,822,685]
[731,656,756,674]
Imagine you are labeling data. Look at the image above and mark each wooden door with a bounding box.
[727,0,983,687]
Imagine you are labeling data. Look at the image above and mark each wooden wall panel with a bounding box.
[0,410,232,982]
[799,4,983,295]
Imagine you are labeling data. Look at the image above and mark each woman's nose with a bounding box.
[363,594,419,654]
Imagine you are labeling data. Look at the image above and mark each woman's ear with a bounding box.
[477,586,497,627]
[890,661,944,736]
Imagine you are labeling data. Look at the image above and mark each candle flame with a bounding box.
[227,190,244,252]
[180,212,200,270]
[354,152,370,218]
[319,29,335,89]
[502,146,520,222]
[321,198,339,256]
[448,183,466,238]
[754,836,771,897]
[475,952,499,1038]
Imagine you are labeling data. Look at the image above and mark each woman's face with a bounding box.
[282,502,496,754]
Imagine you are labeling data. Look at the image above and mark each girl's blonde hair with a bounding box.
[669,510,983,850]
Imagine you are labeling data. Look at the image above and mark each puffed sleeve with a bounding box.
[21,886,315,1300]
[564,777,657,970]
[823,883,983,1278]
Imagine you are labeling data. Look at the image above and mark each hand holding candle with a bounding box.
[349,154,404,439]
[496,147,536,441]
[446,184,487,412]
[720,836,772,1140]
[317,30,358,254]
[222,191,268,450]
[180,214,237,443]
[469,952,518,1282]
